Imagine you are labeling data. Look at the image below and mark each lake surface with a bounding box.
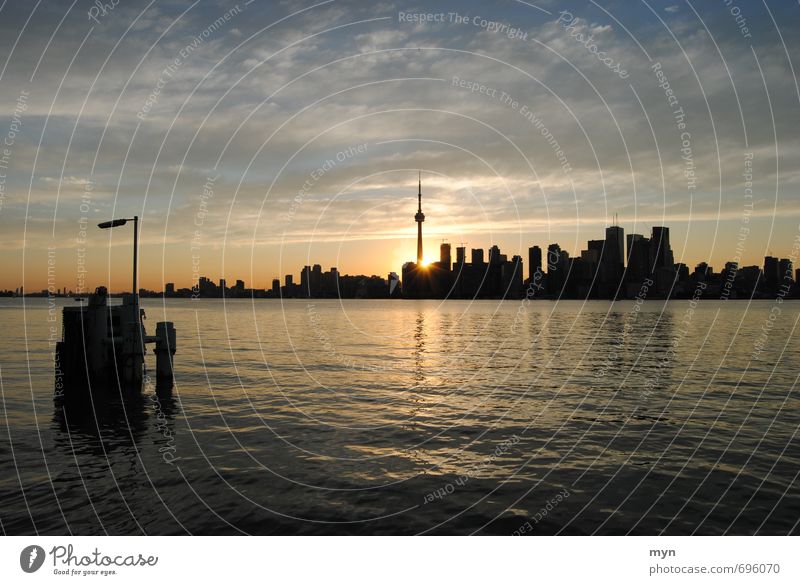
[1,297,798,535]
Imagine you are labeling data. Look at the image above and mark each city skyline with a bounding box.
[4,173,798,296]
[7,213,796,302]
[5,170,800,292]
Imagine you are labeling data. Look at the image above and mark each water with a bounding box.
[1,297,798,535]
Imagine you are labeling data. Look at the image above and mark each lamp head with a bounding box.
[98,219,128,229]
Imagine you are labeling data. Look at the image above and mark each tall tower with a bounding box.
[440,242,451,268]
[604,225,625,269]
[528,246,542,282]
[650,226,672,270]
[415,172,425,265]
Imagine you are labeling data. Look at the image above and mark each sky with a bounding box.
[1,0,799,292]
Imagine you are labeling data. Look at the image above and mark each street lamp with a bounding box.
[98,216,139,298]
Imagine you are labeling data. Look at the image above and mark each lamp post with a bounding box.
[98,216,142,392]
[98,216,139,297]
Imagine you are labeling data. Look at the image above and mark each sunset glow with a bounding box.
[0,1,798,295]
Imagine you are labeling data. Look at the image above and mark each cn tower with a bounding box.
[415,172,425,265]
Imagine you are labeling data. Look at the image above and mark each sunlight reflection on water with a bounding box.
[1,297,798,534]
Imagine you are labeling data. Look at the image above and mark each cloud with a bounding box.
[1,0,799,288]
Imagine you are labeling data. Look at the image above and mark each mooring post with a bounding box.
[155,321,176,389]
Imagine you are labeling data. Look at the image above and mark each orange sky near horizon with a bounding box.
[8,210,800,293]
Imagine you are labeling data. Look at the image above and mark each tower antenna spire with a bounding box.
[415,171,425,265]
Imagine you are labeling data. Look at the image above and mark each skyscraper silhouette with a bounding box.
[415,173,425,265]
[764,256,779,289]
[626,233,649,281]
[456,246,466,265]
[602,225,625,297]
[440,242,451,268]
[650,226,673,270]
[528,246,542,282]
